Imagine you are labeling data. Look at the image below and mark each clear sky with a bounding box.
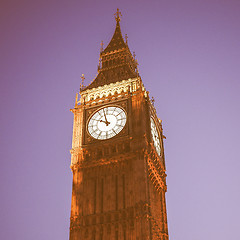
[1,0,240,239]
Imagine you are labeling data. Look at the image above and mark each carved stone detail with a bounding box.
[79,78,146,104]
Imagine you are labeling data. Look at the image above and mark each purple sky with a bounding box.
[1,0,240,239]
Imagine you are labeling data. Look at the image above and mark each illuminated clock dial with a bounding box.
[87,106,127,140]
[150,117,161,156]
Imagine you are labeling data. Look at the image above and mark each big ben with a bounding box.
[69,9,169,240]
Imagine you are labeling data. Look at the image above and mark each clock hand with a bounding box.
[103,109,108,122]
[100,119,108,124]
[99,118,111,126]
[103,109,110,126]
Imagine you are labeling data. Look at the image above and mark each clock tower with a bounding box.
[69,9,169,240]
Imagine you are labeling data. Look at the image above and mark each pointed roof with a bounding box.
[82,9,138,92]
[102,21,127,53]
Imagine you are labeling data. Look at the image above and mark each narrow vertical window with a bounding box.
[161,189,165,232]
[122,174,125,209]
[101,178,104,212]
[123,228,126,240]
[100,229,103,240]
[116,175,118,210]
[94,178,97,214]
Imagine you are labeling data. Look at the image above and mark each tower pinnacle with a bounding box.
[114,8,122,22]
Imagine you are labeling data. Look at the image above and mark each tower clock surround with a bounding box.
[69,9,169,240]
[150,117,162,156]
[87,106,127,140]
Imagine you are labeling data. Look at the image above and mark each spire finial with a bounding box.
[80,74,85,91]
[114,8,122,22]
[100,41,104,53]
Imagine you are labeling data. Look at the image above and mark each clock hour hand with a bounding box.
[100,119,107,124]
[100,119,111,126]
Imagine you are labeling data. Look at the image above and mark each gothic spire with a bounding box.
[82,9,138,91]
[102,9,126,54]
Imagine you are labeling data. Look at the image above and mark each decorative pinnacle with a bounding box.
[125,34,128,44]
[151,96,155,106]
[135,59,139,76]
[80,74,85,90]
[100,41,104,53]
[114,8,122,22]
[75,93,78,107]
[81,74,85,84]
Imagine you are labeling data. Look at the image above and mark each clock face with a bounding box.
[87,106,127,140]
[150,117,161,156]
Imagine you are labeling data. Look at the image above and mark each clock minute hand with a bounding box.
[103,109,110,126]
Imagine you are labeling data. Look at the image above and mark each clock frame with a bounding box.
[87,106,127,140]
[83,100,129,145]
[150,116,161,156]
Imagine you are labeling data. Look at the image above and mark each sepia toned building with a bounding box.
[69,9,169,240]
